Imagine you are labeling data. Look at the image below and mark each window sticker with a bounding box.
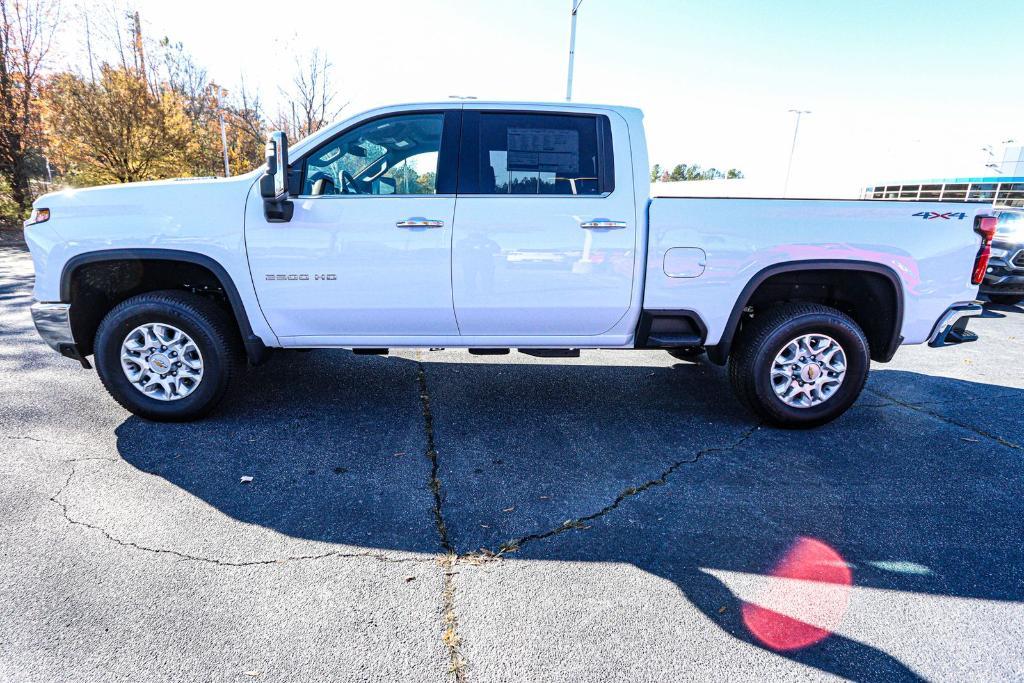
[506,128,579,174]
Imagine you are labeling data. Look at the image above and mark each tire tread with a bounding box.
[93,290,240,421]
[729,303,869,428]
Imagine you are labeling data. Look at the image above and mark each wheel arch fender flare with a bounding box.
[706,259,905,365]
[60,248,270,365]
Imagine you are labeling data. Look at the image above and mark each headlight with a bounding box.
[24,207,50,226]
[995,212,1023,241]
[991,247,1009,258]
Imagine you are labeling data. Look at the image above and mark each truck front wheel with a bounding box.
[93,291,241,421]
[729,303,870,428]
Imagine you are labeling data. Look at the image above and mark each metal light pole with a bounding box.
[217,87,231,177]
[565,0,583,101]
[783,109,810,197]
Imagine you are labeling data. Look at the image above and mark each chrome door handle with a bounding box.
[396,218,444,228]
[580,220,628,229]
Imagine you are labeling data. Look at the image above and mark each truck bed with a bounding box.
[644,197,986,348]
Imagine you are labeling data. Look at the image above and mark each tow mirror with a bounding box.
[260,131,294,222]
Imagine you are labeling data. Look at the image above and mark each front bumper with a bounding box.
[981,242,1024,296]
[29,301,90,367]
[928,302,983,348]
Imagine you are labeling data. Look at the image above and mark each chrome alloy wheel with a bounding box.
[770,333,847,408]
[120,323,204,401]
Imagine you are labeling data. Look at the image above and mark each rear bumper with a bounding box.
[928,302,983,348]
[30,301,90,367]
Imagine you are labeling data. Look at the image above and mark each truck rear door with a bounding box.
[451,108,636,336]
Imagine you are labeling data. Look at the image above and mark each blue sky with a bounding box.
[71,0,1024,194]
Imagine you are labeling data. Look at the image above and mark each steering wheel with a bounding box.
[341,170,359,194]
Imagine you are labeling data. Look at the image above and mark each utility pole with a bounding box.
[132,11,145,79]
[565,0,583,101]
[783,109,810,197]
[217,88,231,177]
[84,13,96,83]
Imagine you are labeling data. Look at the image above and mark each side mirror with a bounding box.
[261,131,294,222]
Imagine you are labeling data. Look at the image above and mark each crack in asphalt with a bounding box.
[49,461,430,568]
[492,423,763,557]
[415,357,467,682]
[2,434,95,448]
[413,356,763,681]
[417,359,454,555]
[866,387,1021,451]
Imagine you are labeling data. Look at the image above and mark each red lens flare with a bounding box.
[741,537,852,651]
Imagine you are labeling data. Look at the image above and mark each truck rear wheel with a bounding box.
[729,303,869,428]
[93,291,241,421]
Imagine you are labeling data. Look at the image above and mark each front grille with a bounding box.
[1013,251,1024,268]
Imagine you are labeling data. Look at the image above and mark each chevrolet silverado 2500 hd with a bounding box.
[24,101,995,427]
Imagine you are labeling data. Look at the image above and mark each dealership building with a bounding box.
[861,177,1024,209]
[862,146,1024,209]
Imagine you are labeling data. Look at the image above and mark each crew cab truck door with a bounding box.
[245,110,461,339]
[451,108,635,336]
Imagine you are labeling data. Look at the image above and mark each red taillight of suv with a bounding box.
[971,215,998,285]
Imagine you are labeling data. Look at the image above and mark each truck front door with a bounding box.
[246,110,462,340]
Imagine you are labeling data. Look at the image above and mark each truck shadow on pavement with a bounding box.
[115,351,1024,682]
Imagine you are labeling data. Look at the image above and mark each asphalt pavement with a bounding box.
[1,232,1022,681]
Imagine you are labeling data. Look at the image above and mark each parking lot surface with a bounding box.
[2,234,1022,681]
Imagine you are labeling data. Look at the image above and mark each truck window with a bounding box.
[473,113,609,196]
[301,113,445,196]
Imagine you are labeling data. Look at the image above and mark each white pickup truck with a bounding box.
[25,101,996,427]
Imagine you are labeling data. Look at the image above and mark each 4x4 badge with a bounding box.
[913,211,967,220]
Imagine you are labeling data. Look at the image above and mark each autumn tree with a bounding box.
[0,0,59,217]
[278,48,344,140]
[222,77,268,173]
[156,36,222,176]
[45,65,194,184]
[44,6,274,184]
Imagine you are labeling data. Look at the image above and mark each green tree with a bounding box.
[660,163,744,181]
[650,163,662,182]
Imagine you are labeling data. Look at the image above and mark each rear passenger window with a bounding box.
[476,113,610,195]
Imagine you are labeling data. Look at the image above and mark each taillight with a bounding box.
[971,215,998,285]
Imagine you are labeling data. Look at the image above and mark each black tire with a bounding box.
[988,294,1023,306]
[666,347,705,361]
[729,303,869,428]
[94,290,241,421]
